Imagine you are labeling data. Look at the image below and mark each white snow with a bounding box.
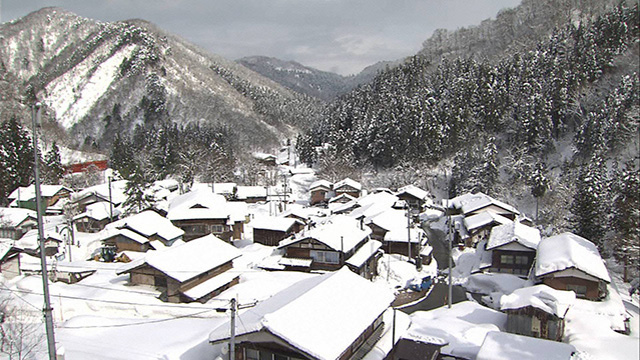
[280,215,371,253]
[500,284,576,318]
[486,221,540,250]
[107,210,184,243]
[535,232,611,283]
[476,331,576,360]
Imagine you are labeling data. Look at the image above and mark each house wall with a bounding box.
[112,237,150,253]
[367,224,387,242]
[385,338,441,360]
[285,245,343,271]
[76,217,110,233]
[397,194,423,210]
[237,341,307,360]
[0,255,21,279]
[506,307,565,341]
[253,228,289,246]
[542,276,602,300]
[232,221,244,240]
[310,189,329,205]
[334,186,360,199]
[385,241,421,259]
[171,219,232,241]
[490,249,536,276]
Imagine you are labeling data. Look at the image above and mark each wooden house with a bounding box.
[235,186,268,203]
[328,193,356,205]
[395,185,431,211]
[386,336,447,360]
[309,180,333,206]
[72,180,127,213]
[0,241,23,280]
[476,331,576,360]
[334,178,362,199]
[278,215,379,277]
[8,185,72,214]
[209,267,394,360]
[253,152,277,166]
[483,221,540,277]
[73,201,120,233]
[0,207,38,240]
[15,228,63,257]
[368,209,427,259]
[167,189,246,242]
[534,233,611,301]
[500,285,575,341]
[251,216,304,246]
[462,211,512,247]
[104,210,184,252]
[448,192,520,220]
[117,234,241,303]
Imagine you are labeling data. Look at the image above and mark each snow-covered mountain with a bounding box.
[0,8,316,151]
[237,55,402,101]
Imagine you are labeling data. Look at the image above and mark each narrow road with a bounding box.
[399,282,467,313]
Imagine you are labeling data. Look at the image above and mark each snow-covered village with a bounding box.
[0,0,639,359]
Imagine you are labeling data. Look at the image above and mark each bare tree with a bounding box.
[0,294,45,360]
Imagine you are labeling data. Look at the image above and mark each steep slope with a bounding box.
[0,8,316,151]
[237,56,349,101]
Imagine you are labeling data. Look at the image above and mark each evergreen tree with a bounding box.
[43,141,64,184]
[571,153,609,248]
[610,159,640,269]
[530,161,550,220]
[0,118,35,205]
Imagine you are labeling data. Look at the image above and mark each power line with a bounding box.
[0,287,227,311]
[0,283,40,311]
[57,308,215,329]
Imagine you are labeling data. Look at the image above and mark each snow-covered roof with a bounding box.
[534,232,611,283]
[309,179,332,191]
[209,268,394,360]
[281,215,371,252]
[346,240,382,268]
[108,210,184,242]
[141,234,241,283]
[167,208,230,221]
[168,189,226,212]
[384,226,424,244]
[328,193,356,204]
[369,208,409,232]
[0,207,37,227]
[8,185,71,200]
[334,177,362,191]
[73,201,120,222]
[500,284,576,318]
[486,221,540,251]
[335,192,399,219]
[251,217,301,232]
[476,331,576,360]
[181,271,238,301]
[463,211,512,232]
[15,227,63,250]
[448,192,519,216]
[236,186,267,199]
[74,180,127,205]
[404,301,507,359]
[395,185,430,201]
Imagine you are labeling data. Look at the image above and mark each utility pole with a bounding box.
[108,176,113,222]
[406,203,412,262]
[229,298,236,360]
[32,103,57,360]
[446,169,453,309]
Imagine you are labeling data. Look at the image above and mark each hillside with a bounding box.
[297,0,639,263]
[237,56,402,101]
[0,8,319,152]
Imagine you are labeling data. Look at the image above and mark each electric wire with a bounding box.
[57,307,215,329]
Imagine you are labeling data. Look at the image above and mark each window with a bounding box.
[211,224,225,234]
[245,349,259,360]
[310,250,340,264]
[515,255,529,265]
[500,255,514,264]
[185,224,207,234]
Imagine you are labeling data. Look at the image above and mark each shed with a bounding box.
[251,216,304,246]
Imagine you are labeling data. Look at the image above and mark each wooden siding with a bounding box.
[506,306,565,341]
[254,228,290,247]
[542,276,603,301]
[171,218,233,242]
[489,249,535,276]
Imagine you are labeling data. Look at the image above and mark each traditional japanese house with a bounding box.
[278,215,378,277]
[251,216,304,246]
[483,221,540,276]
[167,189,245,242]
[117,234,241,303]
[0,207,37,240]
[73,201,121,233]
[534,232,611,301]
[500,285,575,341]
[8,185,72,214]
[235,186,268,203]
[0,241,23,280]
[368,209,427,259]
[333,178,362,199]
[309,180,333,206]
[386,336,447,360]
[394,185,431,211]
[209,268,394,360]
[448,192,520,220]
[463,211,512,247]
[104,210,184,252]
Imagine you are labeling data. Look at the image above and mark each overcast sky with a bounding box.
[1,0,521,75]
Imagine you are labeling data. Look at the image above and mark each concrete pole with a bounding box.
[32,103,57,359]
